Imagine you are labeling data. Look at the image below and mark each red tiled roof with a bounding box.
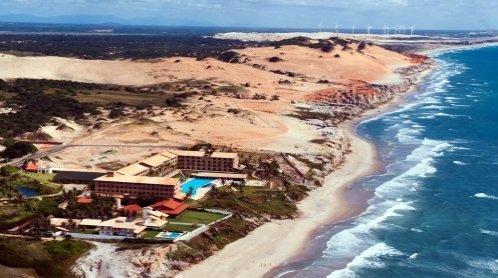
[25,162,39,171]
[158,203,188,216]
[77,197,92,204]
[151,199,182,210]
[123,204,143,213]
[151,199,188,216]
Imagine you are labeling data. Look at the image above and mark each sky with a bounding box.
[0,0,496,30]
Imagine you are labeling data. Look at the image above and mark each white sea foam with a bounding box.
[466,258,498,275]
[410,228,424,233]
[409,253,419,259]
[421,105,446,110]
[473,193,498,200]
[453,161,468,166]
[480,229,498,237]
[396,127,422,144]
[418,115,436,120]
[327,243,404,278]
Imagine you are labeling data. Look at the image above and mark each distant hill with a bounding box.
[0,14,216,27]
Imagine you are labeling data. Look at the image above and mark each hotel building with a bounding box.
[94,172,181,198]
[164,150,239,173]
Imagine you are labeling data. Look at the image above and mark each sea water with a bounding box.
[274,46,498,277]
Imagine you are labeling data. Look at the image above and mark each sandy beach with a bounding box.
[179,56,435,278]
[179,121,379,278]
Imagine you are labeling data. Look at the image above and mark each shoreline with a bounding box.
[264,64,437,277]
[179,63,435,278]
[178,119,380,278]
[262,42,495,276]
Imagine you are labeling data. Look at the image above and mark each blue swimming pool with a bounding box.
[181,178,214,196]
[16,186,39,197]
[156,231,183,240]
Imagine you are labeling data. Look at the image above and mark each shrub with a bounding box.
[217,51,240,63]
[321,44,334,53]
[268,56,282,62]
[1,141,38,159]
[357,41,367,51]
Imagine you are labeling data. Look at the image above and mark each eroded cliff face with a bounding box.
[289,55,433,184]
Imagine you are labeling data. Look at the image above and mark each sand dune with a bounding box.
[0,43,414,169]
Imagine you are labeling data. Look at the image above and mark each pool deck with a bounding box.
[190,180,223,200]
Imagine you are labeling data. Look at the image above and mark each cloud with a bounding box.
[0,0,495,29]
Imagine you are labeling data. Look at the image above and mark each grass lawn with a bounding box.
[163,223,200,232]
[10,172,61,195]
[142,231,160,239]
[173,210,225,225]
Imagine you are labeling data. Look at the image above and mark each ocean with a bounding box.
[274,46,498,277]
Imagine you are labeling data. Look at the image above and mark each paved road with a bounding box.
[3,144,182,167]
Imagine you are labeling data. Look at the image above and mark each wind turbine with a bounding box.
[352,25,355,35]
[318,21,324,33]
[335,24,341,35]
[383,24,389,35]
[393,25,400,34]
[367,25,373,35]
[399,25,404,34]
[410,25,416,35]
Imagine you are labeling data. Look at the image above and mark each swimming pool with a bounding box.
[16,186,39,197]
[181,178,214,196]
[156,231,183,240]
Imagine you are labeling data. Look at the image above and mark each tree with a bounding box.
[1,141,38,159]
[186,187,194,199]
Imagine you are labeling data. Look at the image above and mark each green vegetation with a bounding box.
[142,231,160,239]
[0,140,38,160]
[0,33,251,60]
[0,206,35,230]
[0,238,91,277]
[0,167,61,197]
[0,78,214,149]
[164,223,200,232]
[0,86,98,141]
[174,210,225,225]
[169,181,309,263]
[53,191,114,220]
[168,217,258,262]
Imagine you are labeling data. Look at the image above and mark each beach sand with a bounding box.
[178,122,379,278]
[178,64,435,278]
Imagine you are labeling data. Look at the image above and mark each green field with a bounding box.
[0,206,34,228]
[73,90,174,106]
[9,172,61,195]
[142,231,160,239]
[174,210,225,225]
[163,223,201,232]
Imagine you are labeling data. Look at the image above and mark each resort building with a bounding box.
[139,153,178,176]
[94,172,181,198]
[116,163,150,176]
[98,217,146,237]
[122,204,143,215]
[164,150,239,173]
[112,149,239,180]
[53,169,107,184]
